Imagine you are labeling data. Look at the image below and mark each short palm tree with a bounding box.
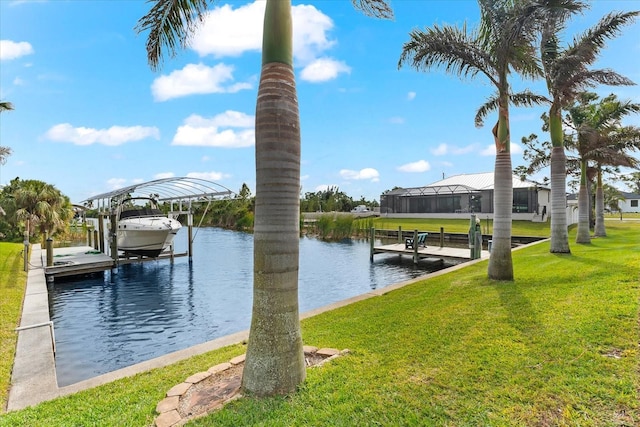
[539,6,638,252]
[399,0,547,281]
[137,0,393,396]
[566,93,640,242]
[12,180,72,243]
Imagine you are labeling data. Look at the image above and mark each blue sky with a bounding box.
[1,0,639,204]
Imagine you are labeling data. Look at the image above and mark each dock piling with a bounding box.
[46,238,53,267]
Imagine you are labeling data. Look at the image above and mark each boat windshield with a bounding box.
[119,207,164,220]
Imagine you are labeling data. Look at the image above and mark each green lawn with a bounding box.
[370,217,552,237]
[0,243,26,411]
[1,222,638,426]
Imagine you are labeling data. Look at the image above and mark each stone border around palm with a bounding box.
[154,346,347,427]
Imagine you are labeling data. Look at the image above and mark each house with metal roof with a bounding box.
[380,172,550,222]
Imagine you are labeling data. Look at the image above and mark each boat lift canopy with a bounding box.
[80,177,235,212]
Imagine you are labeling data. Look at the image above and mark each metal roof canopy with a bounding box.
[80,177,235,211]
[385,184,479,197]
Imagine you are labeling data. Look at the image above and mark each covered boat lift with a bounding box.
[60,177,236,274]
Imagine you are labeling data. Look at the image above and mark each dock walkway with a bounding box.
[372,243,489,262]
[43,246,188,279]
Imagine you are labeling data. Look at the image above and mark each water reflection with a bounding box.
[49,228,455,386]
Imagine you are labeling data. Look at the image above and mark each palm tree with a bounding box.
[539,7,638,252]
[137,0,393,396]
[399,0,548,281]
[12,179,72,242]
[567,93,640,242]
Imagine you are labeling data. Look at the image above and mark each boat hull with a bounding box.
[117,217,181,257]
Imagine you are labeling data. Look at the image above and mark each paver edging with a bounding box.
[154,347,348,427]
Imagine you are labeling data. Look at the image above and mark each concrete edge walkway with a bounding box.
[7,238,548,411]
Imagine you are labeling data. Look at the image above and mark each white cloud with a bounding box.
[192,2,334,62]
[300,57,350,82]
[45,123,160,146]
[407,91,416,101]
[340,168,380,182]
[480,142,523,156]
[431,143,448,156]
[315,184,337,192]
[172,111,255,148]
[389,116,405,125]
[397,160,431,173]
[106,178,126,190]
[431,143,476,156]
[152,63,252,102]
[0,40,34,60]
[13,77,25,85]
[292,5,336,64]
[201,156,210,162]
[186,171,230,181]
[190,2,265,57]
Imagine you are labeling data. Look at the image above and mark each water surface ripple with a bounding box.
[49,227,456,386]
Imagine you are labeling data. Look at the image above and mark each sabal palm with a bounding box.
[399,0,545,281]
[540,7,638,252]
[13,180,71,242]
[137,0,393,396]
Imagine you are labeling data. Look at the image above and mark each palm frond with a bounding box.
[0,101,14,112]
[398,24,497,86]
[566,10,639,68]
[510,90,550,108]
[135,0,211,71]
[351,0,394,19]
[475,94,500,127]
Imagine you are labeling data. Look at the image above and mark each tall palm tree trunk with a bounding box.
[575,159,591,243]
[489,151,514,280]
[594,167,606,237]
[488,94,514,281]
[242,0,306,397]
[548,109,570,253]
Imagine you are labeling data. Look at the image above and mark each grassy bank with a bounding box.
[0,243,27,411]
[370,217,552,237]
[1,222,638,425]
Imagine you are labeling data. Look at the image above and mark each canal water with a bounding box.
[49,227,460,386]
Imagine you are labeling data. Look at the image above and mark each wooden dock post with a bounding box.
[369,227,375,262]
[98,214,105,253]
[46,237,53,267]
[398,226,402,244]
[109,213,119,267]
[440,227,444,248]
[93,229,99,250]
[87,227,92,247]
[188,213,193,263]
[23,232,29,272]
[412,229,419,264]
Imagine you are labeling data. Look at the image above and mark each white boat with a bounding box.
[116,198,181,257]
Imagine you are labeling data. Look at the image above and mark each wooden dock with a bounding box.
[44,246,187,279]
[371,243,489,263]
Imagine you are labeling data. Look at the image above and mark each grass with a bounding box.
[371,217,552,237]
[0,243,27,411]
[1,222,638,426]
